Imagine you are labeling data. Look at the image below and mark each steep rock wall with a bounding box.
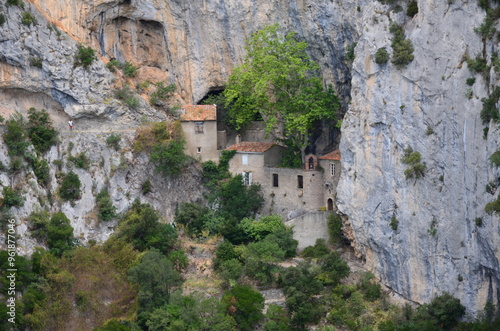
[337,0,500,314]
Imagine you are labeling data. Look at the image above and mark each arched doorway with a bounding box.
[308,156,315,170]
[327,198,334,211]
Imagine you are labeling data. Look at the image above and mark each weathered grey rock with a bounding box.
[337,0,500,314]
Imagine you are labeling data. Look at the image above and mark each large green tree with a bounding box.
[224,24,340,164]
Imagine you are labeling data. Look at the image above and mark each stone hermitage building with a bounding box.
[181,105,341,219]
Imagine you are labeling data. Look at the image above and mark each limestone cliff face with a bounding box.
[2,0,499,315]
[337,0,500,314]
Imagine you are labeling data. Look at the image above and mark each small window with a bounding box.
[297,175,303,189]
[273,174,279,187]
[330,163,335,177]
[242,154,248,165]
[197,147,202,153]
[194,121,204,134]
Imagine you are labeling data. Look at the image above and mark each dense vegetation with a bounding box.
[224,24,340,165]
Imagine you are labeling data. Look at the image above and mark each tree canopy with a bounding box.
[224,24,340,164]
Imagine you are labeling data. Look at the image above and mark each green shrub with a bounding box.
[390,23,414,67]
[106,133,121,151]
[490,151,500,166]
[345,42,357,62]
[74,44,95,68]
[218,258,243,285]
[28,210,50,241]
[375,47,390,65]
[318,251,350,286]
[390,215,399,230]
[167,249,189,271]
[359,272,381,301]
[485,195,500,215]
[150,82,176,106]
[406,1,418,17]
[9,157,23,174]
[467,55,488,72]
[27,108,58,153]
[128,249,182,311]
[475,217,483,227]
[174,202,212,236]
[328,212,346,246]
[30,57,43,68]
[106,59,122,72]
[302,238,330,258]
[96,188,116,221]
[240,215,286,241]
[115,84,140,109]
[466,77,476,86]
[68,152,90,170]
[402,146,426,179]
[123,61,138,77]
[115,200,177,253]
[417,293,466,329]
[7,0,24,7]
[265,227,298,258]
[21,12,37,26]
[150,139,188,177]
[1,186,24,209]
[141,180,152,194]
[47,211,74,256]
[222,285,264,331]
[59,171,81,201]
[213,241,242,270]
[29,156,50,186]
[480,96,500,124]
[3,112,29,157]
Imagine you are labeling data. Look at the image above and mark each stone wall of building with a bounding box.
[285,211,330,250]
[181,121,219,162]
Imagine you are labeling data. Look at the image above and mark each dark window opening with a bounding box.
[273,174,279,187]
[308,156,315,170]
[195,121,204,133]
[327,198,334,211]
[297,175,303,189]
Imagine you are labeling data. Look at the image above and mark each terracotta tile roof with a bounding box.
[225,142,276,153]
[180,105,216,121]
[319,149,341,161]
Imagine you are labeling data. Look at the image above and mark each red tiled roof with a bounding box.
[180,105,216,121]
[225,142,276,153]
[319,150,341,161]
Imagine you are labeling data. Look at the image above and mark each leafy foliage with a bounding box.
[21,12,37,26]
[150,139,188,177]
[115,84,140,109]
[1,186,24,209]
[28,210,50,241]
[402,146,426,179]
[174,202,212,236]
[222,285,264,331]
[150,82,176,106]
[26,108,58,151]
[28,156,50,186]
[490,151,500,167]
[390,23,415,67]
[302,238,330,258]
[47,211,74,256]
[216,174,264,223]
[123,61,138,77]
[75,44,96,68]
[96,188,116,221]
[224,24,340,162]
[480,86,500,124]
[375,47,390,65]
[68,152,90,170]
[141,180,152,194]
[128,249,182,312]
[59,171,82,201]
[485,195,500,215]
[467,54,488,73]
[115,200,177,253]
[106,134,121,151]
[406,1,418,17]
[3,112,29,157]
